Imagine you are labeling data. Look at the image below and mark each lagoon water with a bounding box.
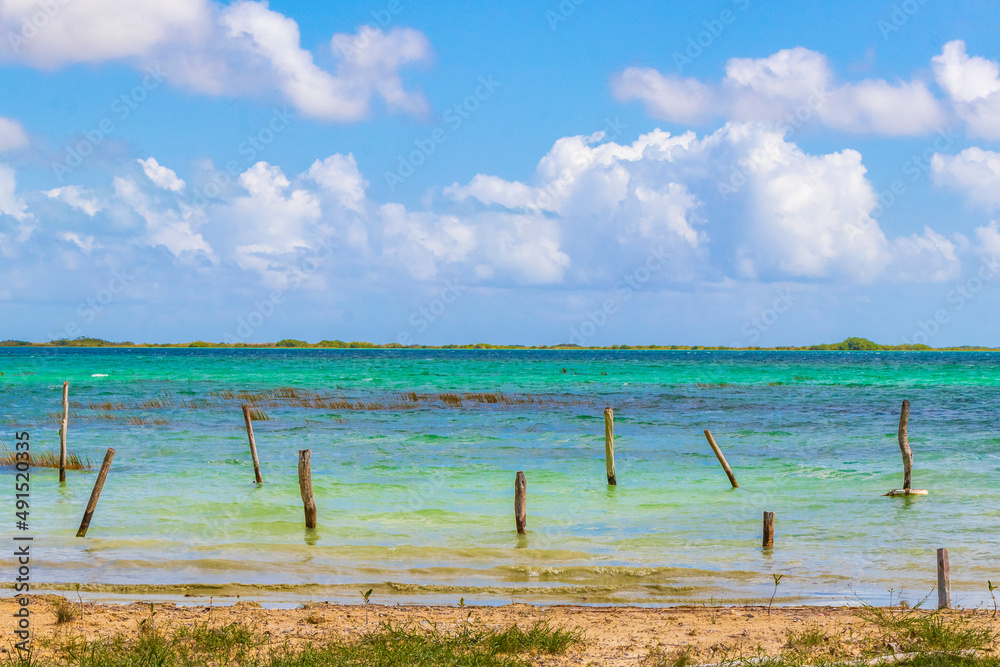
[2,348,999,608]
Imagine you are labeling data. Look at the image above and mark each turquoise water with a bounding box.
[2,349,999,607]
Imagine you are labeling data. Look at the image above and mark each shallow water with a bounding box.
[2,348,998,607]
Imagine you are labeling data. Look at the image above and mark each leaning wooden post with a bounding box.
[59,380,69,483]
[242,405,263,484]
[937,547,951,609]
[298,449,317,529]
[514,471,526,534]
[704,429,738,488]
[885,400,927,496]
[604,408,617,485]
[76,448,115,537]
[762,511,775,548]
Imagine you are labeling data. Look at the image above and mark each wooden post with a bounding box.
[298,449,317,530]
[704,429,738,488]
[242,405,263,484]
[59,381,68,483]
[763,511,775,548]
[514,471,526,534]
[885,400,927,496]
[604,407,616,486]
[899,400,912,490]
[937,547,951,609]
[76,448,115,537]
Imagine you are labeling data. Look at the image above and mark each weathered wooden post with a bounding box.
[514,471,526,534]
[298,449,317,529]
[885,400,927,496]
[937,547,951,609]
[762,511,775,548]
[76,448,115,537]
[604,408,617,485]
[704,429,738,488]
[59,381,68,483]
[242,405,263,484]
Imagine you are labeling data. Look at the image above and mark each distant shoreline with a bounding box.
[1,336,997,351]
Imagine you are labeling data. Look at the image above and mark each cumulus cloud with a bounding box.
[0,0,431,123]
[138,158,186,193]
[45,186,105,216]
[0,117,29,151]
[932,147,1000,210]
[0,164,30,222]
[448,123,958,283]
[931,40,1000,139]
[113,177,213,258]
[613,46,945,136]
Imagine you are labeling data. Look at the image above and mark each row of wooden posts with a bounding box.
[57,384,951,607]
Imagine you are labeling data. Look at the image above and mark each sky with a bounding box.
[2,0,1000,346]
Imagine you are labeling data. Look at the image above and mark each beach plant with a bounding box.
[989,580,998,618]
[53,597,78,625]
[768,574,784,616]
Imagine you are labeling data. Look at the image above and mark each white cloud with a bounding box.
[447,123,958,283]
[114,177,213,258]
[138,157,186,193]
[614,46,945,136]
[58,231,99,253]
[0,1,431,123]
[0,0,212,67]
[974,220,1000,257]
[932,147,1000,210]
[0,164,30,221]
[0,117,29,151]
[932,40,1000,139]
[45,186,105,216]
[306,154,368,212]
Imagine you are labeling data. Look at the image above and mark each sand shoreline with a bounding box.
[5,595,1000,665]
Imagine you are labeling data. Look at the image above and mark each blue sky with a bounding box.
[2,0,1000,346]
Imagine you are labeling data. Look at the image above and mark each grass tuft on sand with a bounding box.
[4,619,582,667]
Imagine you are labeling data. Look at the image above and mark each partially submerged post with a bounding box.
[604,408,617,486]
[242,405,263,484]
[937,547,951,609]
[762,511,775,548]
[76,448,115,537]
[514,471,526,534]
[704,429,738,488]
[298,449,317,529]
[885,400,928,496]
[59,381,69,483]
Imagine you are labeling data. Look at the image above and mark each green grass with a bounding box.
[1,619,582,667]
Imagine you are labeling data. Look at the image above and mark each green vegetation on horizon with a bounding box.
[0,336,996,351]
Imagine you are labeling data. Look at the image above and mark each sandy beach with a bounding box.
[5,595,1000,665]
